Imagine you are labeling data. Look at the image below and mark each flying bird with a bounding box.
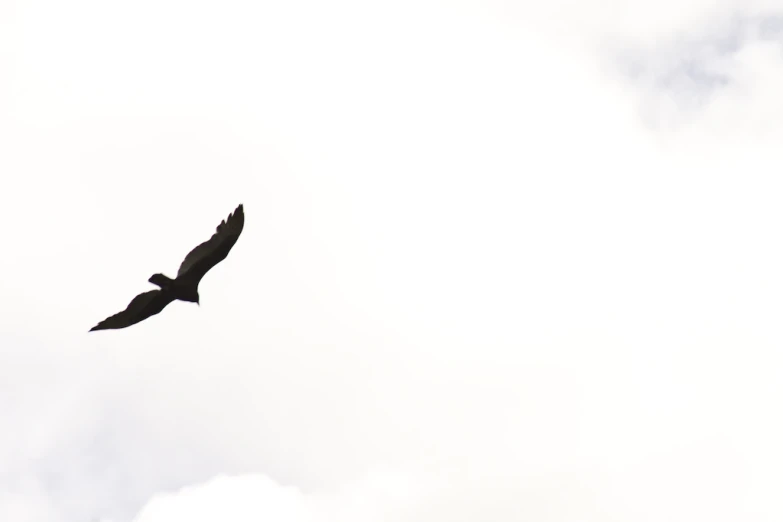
[90,204,245,332]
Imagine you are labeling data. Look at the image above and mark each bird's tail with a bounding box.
[149,273,174,289]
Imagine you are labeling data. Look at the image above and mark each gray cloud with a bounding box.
[613,11,783,126]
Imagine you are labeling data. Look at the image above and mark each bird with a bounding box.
[89,203,245,332]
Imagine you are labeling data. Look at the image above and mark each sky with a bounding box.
[2,0,783,520]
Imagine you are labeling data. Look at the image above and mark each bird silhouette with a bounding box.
[90,204,245,332]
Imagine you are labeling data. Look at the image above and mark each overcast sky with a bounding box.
[3,0,783,520]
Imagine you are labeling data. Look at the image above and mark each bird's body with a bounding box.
[90,203,244,332]
[148,274,200,302]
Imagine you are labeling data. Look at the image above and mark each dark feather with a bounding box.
[90,204,244,332]
[176,204,245,284]
[89,290,175,331]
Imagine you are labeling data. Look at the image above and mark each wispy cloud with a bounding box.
[611,10,783,128]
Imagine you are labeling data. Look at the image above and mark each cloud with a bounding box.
[3,0,783,520]
[131,467,604,522]
[132,475,314,522]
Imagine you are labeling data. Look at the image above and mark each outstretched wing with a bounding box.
[89,290,175,331]
[176,204,245,284]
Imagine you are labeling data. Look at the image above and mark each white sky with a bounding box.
[3,0,783,520]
